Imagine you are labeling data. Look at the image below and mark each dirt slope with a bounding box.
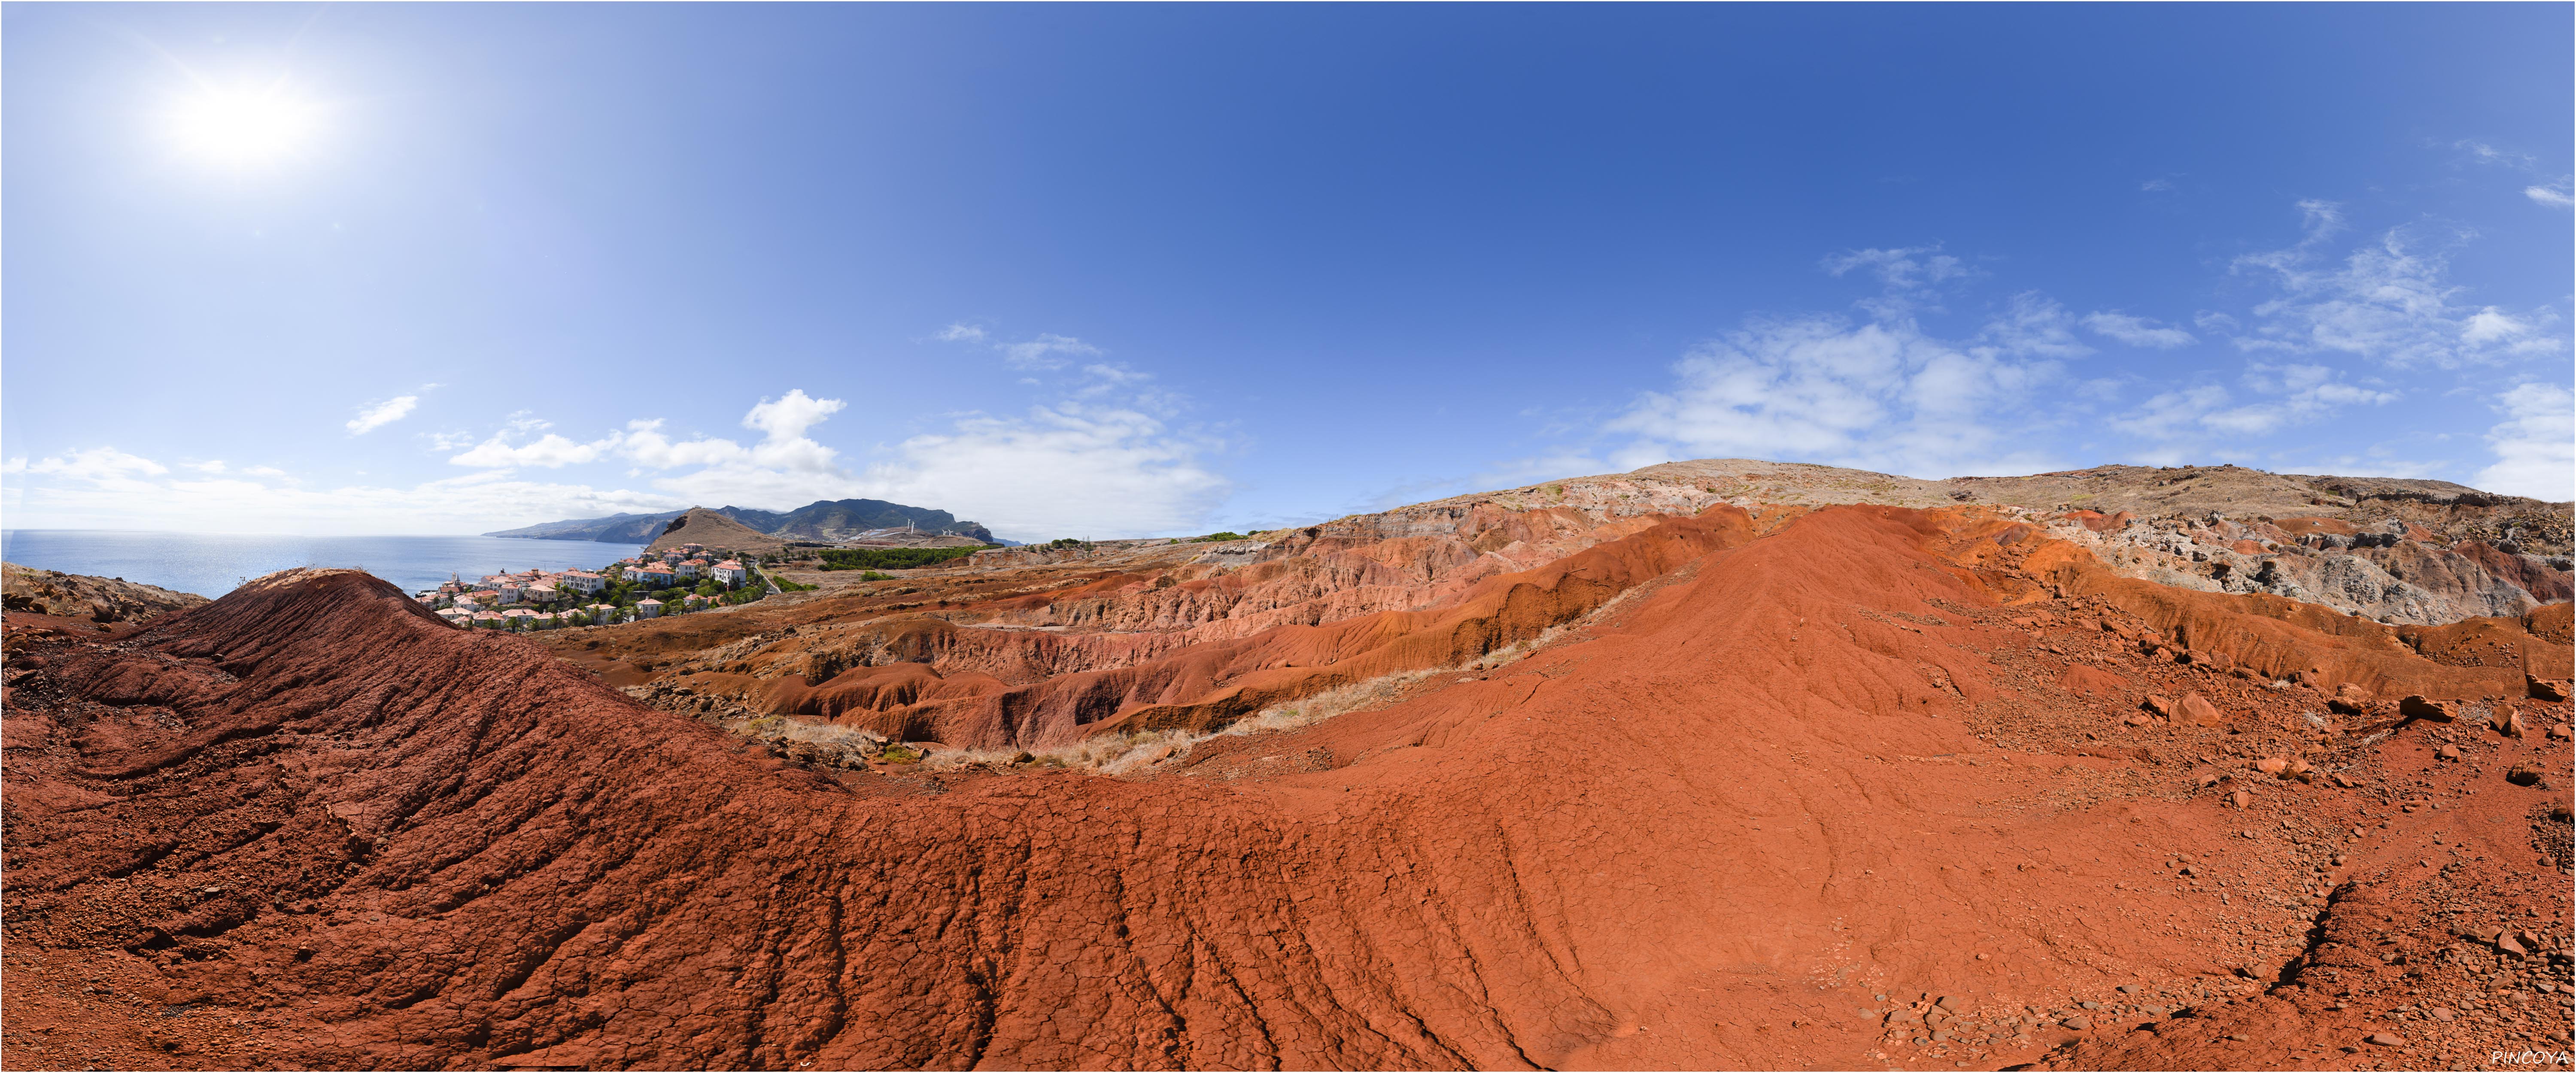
[644,507,787,555]
[4,505,2568,1070]
[3,563,208,632]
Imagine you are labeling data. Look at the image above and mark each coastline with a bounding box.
[0,530,650,599]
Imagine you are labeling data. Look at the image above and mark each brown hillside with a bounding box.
[2,562,207,633]
[4,493,2568,1069]
[646,506,787,556]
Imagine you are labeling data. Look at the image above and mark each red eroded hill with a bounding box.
[3,507,2569,1070]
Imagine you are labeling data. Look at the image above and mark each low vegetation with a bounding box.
[817,546,998,571]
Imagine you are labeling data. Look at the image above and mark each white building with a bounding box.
[635,598,663,618]
[711,560,748,586]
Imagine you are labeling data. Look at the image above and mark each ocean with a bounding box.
[0,530,650,599]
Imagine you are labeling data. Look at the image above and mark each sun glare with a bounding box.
[167,82,319,170]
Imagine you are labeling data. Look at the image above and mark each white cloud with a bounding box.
[936,324,1109,371]
[346,395,419,435]
[186,460,227,474]
[417,382,1233,538]
[2081,310,2198,349]
[6,460,690,536]
[2111,364,2397,440]
[741,388,845,441]
[999,333,1102,370]
[2108,385,2232,440]
[858,403,1228,540]
[2226,201,2563,367]
[1822,245,1969,290]
[1973,292,2093,360]
[2525,184,2573,210]
[2140,179,2175,193]
[2473,382,2574,501]
[1601,315,2069,478]
[5,447,170,482]
[620,389,851,500]
[449,433,618,469]
[2454,139,2540,170]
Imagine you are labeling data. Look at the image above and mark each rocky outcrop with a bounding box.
[2034,512,2570,626]
[1,563,208,630]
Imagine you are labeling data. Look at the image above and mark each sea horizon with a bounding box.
[1,529,648,600]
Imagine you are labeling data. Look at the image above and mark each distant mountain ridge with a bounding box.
[485,499,999,545]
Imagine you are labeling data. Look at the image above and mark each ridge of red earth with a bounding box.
[5,502,2569,1070]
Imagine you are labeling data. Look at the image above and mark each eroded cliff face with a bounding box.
[2038,511,2570,627]
[4,506,2570,1071]
[521,461,2564,762]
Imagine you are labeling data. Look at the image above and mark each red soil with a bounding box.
[4,509,2568,1070]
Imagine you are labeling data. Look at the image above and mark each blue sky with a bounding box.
[4,3,2569,540]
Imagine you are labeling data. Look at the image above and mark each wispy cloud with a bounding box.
[936,323,1108,371]
[1000,333,1101,370]
[2454,139,2538,169]
[2526,183,2573,210]
[10,375,1230,539]
[1820,244,1975,318]
[2109,364,2397,441]
[4,447,170,482]
[1601,314,2069,478]
[2223,200,2562,368]
[346,395,419,435]
[1973,292,2093,360]
[2081,310,2198,349]
[2140,178,2176,193]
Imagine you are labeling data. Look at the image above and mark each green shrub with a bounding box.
[857,570,894,581]
[816,545,996,571]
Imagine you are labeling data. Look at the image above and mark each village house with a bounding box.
[712,560,747,586]
[562,570,606,594]
[675,559,702,580]
[473,610,504,630]
[502,608,537,630]
[588,603,620,625]
[635,597,663,618]
[682,592,709,612]
[633,564,676,587]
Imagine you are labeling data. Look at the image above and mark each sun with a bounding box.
[166,82,319,170]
